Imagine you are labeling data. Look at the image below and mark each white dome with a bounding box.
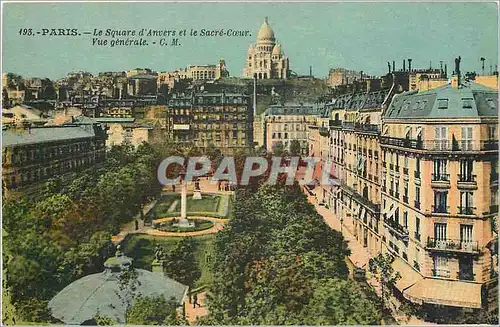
[257,17,275,41]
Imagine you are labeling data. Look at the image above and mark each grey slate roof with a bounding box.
[2,125,96,147]
[384,82,498,119]
[327,90,389,111]
[48,267,188,324]
[266,103,322,116]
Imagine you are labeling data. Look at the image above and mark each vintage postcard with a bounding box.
[1,0,499,325]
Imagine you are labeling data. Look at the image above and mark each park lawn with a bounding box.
[121,233,215,288]
[151,194,221,218]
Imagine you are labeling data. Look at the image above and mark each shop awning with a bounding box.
[403,278,482,309]
[392,257,423,292]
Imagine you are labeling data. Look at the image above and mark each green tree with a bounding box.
[368,252,401,315]
[302,278,381,325]
[162,237,200,286]
[289,139,302,156]
[272,141,285,156]
[125,295,185,325]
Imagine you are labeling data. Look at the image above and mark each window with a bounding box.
[403,211,408,228]
[462,98,474,109]
[434,223,447,240]
[433,159,448,181]
[460,191,474,215]
[488,125,497,140]
[404,156,409,169]
[433,191,448,213]
[415,186,420,205]
[437,99,448,109]
[435,127,448,150]
[418,100,427,110]
[486,98,496,110]
[415,217,420,237]
[416,157,421,173]
[433,255,449,277]
[460,225,473,243]
[403,181,409,202]
[459,159,474,181]
[461,126,473,150]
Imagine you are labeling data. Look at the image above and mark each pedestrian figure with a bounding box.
[172,184,176,192]
[192,293,200,308]
[135,219,139,231]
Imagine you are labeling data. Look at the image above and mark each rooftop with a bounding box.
[2,125,97,147]
[384,82,498,119]
[48,253,188,324]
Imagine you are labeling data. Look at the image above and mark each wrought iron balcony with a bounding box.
[457,271,475,281]
[381,137,499,152]
[432,205,449,214]
[458,206,476,215]
[414,170,421,179]
[481,140,499,151]
[403,167,409,175]
[384,217,409,239]
[432,173,450,182]
[432,269,451,278]
[389,163,394,170]
[427,237,479,253]
[457,174,476,183]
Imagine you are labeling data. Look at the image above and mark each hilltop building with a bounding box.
[243,18,289,79]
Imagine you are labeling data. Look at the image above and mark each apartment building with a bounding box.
[380,75,498,313]
[165,92,253,155]
[2,122,107,199]
[307,67,498,317]
[265,103,322,154]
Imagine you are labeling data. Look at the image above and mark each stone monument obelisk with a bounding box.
[179,170,190,226]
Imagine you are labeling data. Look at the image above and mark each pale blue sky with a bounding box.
[2,1,498,80]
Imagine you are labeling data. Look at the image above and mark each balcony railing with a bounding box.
[458,206,476,215]
[432,173,450,182]
[432,205,449,214]
[414,170,421,179]
[329,119,342,127]
[389,163,394,170]
[394,192,400,199]
[381,137,499,152]
[457,174,476,183]
[385,218,409,239]
[403,167,409,175]
[427,237,479,253]
[457,271,475,281]
[432,269,451,278]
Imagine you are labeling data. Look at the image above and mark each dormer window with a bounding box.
[418,100,427,110]
[462,98,473,109]
[411,102,419,111]
[437,99,448,109]
[486,98,496,110]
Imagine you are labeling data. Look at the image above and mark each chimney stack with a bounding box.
[445,64,448,78]
[408,58,412,72]
[392,61,395,72]
[388,62,391,73]
[403,59,406,71]
[440,61,443,75]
